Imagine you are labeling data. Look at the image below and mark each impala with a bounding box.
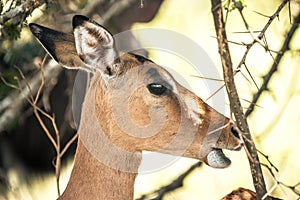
[30,15,241,199]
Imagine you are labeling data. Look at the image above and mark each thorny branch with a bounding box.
[259,150,300,199]
[224,3,300,198]
[210,0,268,199]
[207,0,290,102]
[234,0,290,74]
[132,1,298,199]
[210,0,300,199]
[245,9,300,117]
[103,1,297,199]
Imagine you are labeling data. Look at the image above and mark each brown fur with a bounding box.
[29,16,242,200]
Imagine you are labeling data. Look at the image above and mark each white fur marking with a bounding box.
[184,97,204,126]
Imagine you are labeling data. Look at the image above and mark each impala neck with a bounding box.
[60,140,141,200]
[60,75,142,200]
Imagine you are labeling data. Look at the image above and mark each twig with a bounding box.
[14,67,35,103]
[24,57,62,195]
[232,0,255,41]
[1,54,65,196]
[40,56,61,196]
[53,115,61,196]
[260,158,300,199]
[0,62,62,133]
[279,181,300,197]
[245,9,300,117]
[257,149,279,173]
[60,133,78,158]
[262,182,279,200]
[234,0,289,73]
[3,59,62,195]
[210,0,269,199]
[205,84,225,101]
[191,75,224,82]
[258,0,289,40]
[243,63,259,90]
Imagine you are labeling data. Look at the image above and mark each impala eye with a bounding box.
[147,83,167,96]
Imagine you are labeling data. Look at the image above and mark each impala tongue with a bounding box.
[207,149,231,168]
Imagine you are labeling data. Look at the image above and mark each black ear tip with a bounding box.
[72,15,90,28]
[29,23,43,37]
[29,23,38,32]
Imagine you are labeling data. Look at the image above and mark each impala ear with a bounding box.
[30,15,119,75]
[72,15,118,75]
[29,23,85,70]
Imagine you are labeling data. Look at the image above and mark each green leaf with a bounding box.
[3,21,21,40]
[223,0,246,11]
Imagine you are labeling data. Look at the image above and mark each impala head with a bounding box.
[29,15,241,169]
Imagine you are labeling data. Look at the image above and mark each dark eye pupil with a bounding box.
[147,83,167,95]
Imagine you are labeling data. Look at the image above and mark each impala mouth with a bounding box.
[206,148,231,168]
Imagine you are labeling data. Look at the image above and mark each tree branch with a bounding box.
[0,62,62,133]
[210,1,268,199]
[234,0,289,73]
[245,10,300,117]
[0,0,46,24]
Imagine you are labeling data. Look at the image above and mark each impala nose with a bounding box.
[229,123,243,150]
[230,125,240,140]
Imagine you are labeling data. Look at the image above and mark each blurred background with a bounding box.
[0,0,300,199]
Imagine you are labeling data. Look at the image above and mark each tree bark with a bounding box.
[210,1,269,199]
